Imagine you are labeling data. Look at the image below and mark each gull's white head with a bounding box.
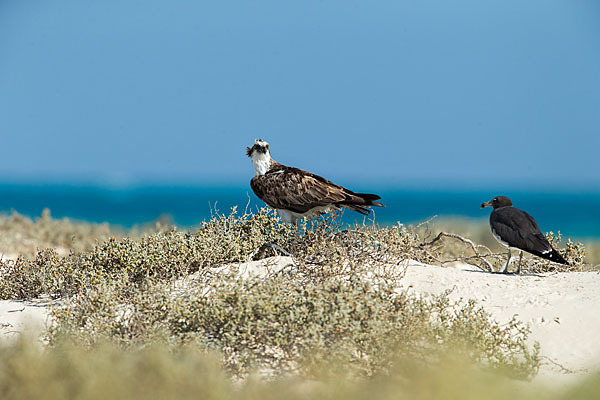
[246,139,272,176]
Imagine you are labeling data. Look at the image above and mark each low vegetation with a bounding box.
[0,338,597,400]
[0,209,114,258]
[0,209,171,259]
[0,207,597,397]
[49,274,540,379]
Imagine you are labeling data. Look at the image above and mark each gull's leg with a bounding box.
[498,248,511,274]
[516,250,523,274]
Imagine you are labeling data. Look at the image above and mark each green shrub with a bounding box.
[50,273,540,379]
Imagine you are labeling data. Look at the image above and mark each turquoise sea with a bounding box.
[0,182,598,240]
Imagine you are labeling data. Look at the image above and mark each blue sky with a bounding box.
[1,0,599,188]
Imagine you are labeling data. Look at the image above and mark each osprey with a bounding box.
[246,139,384,225]
[481,195,568,274]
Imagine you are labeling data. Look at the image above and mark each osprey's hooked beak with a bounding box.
[481,200,493,209]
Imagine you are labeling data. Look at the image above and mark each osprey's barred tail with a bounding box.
[356,193,384,207]
[340,193,385,215]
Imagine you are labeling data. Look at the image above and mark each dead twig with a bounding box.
[415,215,438,229]
[540,356,578,374]
[421,232,496,272]
[439,254,505,265]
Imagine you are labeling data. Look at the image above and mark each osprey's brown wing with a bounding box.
[250,164,383,215]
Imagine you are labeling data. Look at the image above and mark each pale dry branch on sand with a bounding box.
[539,356,578,375]
[437,254,506,267]
[414,215,439,230]
[421,231,499,272]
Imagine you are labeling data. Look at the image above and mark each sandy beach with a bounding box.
[399,261,600,385]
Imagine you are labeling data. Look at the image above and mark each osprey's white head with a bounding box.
[246,139,272,176]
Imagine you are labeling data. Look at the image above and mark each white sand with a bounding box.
[398,261,600,385]
[0,297,54,343]
[2,256,599,386]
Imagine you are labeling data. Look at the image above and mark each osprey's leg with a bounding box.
[498,248,511,274]
[516,250,523,274]
[254,243,292,260]
[253,211,296,260]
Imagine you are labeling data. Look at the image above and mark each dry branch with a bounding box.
[421,232,498,272]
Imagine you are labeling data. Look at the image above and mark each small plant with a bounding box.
[539,231,587,271]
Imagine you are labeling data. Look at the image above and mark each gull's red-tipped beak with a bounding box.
[481,200,493,209]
